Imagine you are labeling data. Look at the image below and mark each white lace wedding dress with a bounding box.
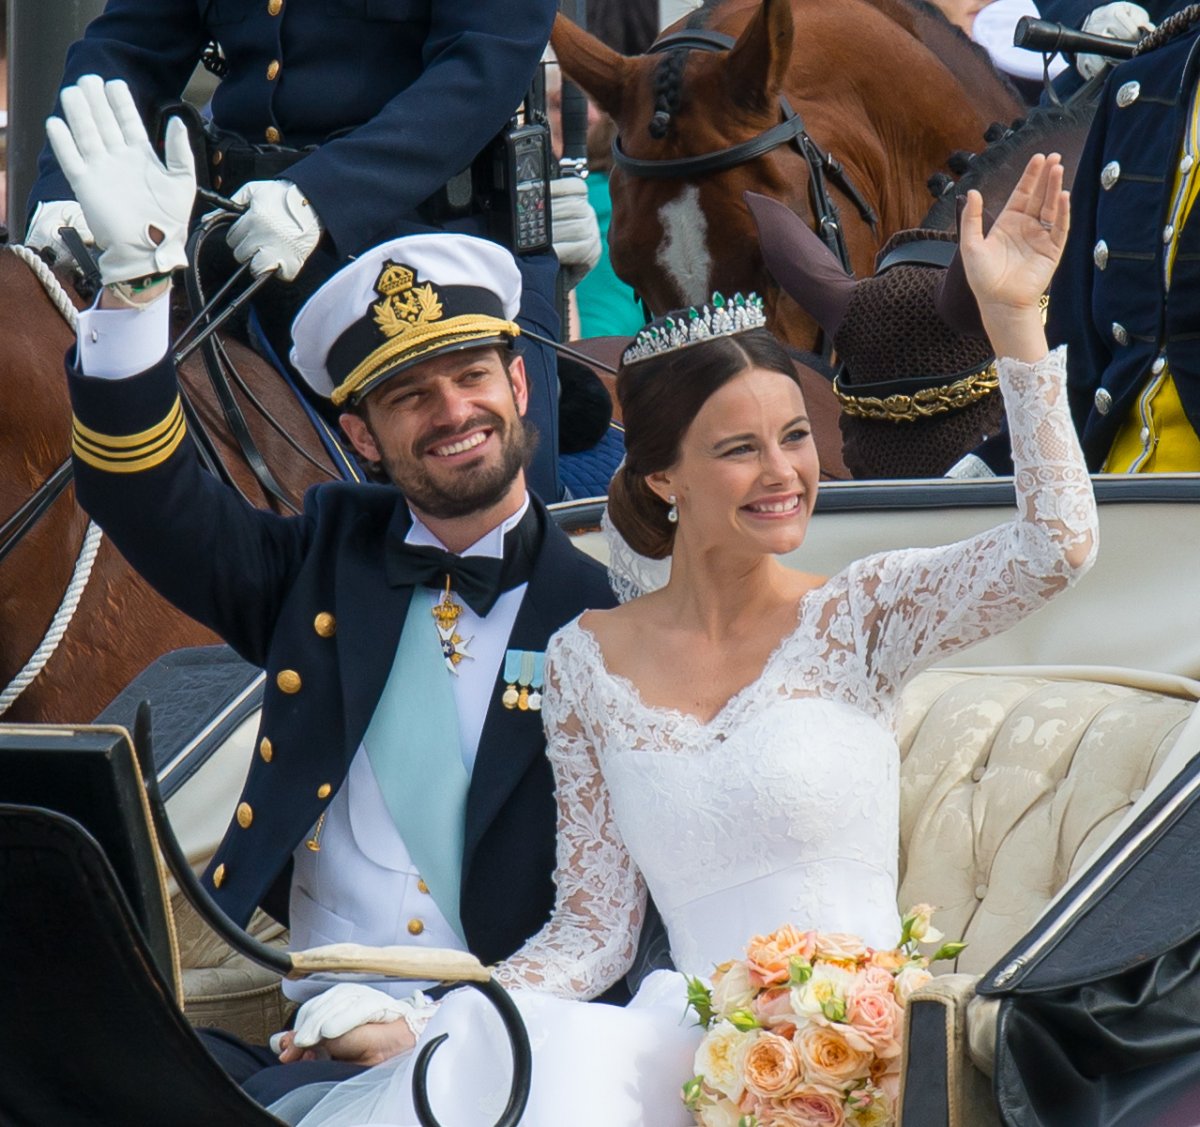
[279,349,1097,1127]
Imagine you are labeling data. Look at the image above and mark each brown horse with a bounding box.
[553,0,1024,348]
[0,246,346,723]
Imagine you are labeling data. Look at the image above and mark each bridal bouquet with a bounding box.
[682,906,964,1127]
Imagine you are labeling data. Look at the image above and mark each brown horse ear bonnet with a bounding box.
[746,192,1004,479]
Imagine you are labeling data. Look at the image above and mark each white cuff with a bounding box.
[76,291,171,379]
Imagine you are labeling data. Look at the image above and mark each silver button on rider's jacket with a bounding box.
[1101,161,1121,190]
[1094,240,1109,269]
[1152,356,1166,374]
[1095,388,1114,415]
[1111,322,1129,346]
[1183,154,1196,175]
[1140,426,1152,446]
[1116,81,1141,108]
[1164,224,1176,244]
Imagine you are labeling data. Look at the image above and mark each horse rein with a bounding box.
[610,29,879,277]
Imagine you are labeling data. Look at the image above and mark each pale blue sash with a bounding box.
[364,588,468,942]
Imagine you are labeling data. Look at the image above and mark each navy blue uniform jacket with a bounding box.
[31,0,557,259]
[65,352,615,968]
[1047,24,1200,468]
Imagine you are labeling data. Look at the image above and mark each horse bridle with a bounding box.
[610,29,879,276]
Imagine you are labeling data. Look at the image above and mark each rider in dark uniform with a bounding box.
[26,0,566,500]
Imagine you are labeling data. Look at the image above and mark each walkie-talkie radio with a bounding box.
[482,117,553,255]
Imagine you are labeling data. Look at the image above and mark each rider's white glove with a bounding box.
[45,75,194,285]
[1077,3,1154,80]
[222,179,322,281]
[25,200,96,267]
[550,175,601,291]
[278,983,438,1053]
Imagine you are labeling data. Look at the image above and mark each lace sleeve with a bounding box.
[855,347,1098,696]
[492,629,647,998]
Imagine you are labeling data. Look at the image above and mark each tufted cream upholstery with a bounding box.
[894,667,1200,1127]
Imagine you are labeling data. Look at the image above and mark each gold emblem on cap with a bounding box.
[373,261,444,339]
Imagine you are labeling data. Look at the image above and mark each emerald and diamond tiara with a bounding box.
[621,292,767,366]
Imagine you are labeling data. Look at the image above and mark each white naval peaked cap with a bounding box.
[289,232,523,406]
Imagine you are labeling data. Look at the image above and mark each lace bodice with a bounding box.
[494,349,1097,996]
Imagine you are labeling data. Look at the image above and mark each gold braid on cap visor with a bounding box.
[330,316,522,406]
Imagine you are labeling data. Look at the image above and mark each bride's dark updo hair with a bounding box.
[609,326,802,559]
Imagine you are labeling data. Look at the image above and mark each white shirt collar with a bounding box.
[404,493,531,559]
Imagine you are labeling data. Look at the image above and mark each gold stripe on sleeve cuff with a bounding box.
[71,395,187,473]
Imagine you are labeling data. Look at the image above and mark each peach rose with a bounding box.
[795,1023,873,1091]
[893,965,933,1004]
[743,1031,803,1099]
[754,986,798,1027]
[871,1059,902,1106]
[746,925,818,987]
[868,948,907,972]
[814,932,869,964]
[845,980,904,1059]
[760,1083,847,1127]
[859,964,898,993]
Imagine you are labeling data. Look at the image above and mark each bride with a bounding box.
[274,154,1097,1126]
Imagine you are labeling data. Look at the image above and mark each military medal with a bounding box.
[432,577,473,674]
[502,649,522,709]
[502,649,546,711]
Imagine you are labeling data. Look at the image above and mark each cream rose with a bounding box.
[742,1031,803,1099]
[814,932,869,963]
[791,963,856,1022]
[695,1021,756,1101]
[712,959,757,1017]
[696,1098,744,1127]
[795,1023,873,1090]
[846,1086,893,1127]
[904,904,944,945]
[761,1083,847,1127]
[893,965,933,1004]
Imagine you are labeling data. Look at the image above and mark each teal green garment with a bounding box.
[575,172,646,339]
[363,588,467,942]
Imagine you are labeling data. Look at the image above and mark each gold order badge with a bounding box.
[372,261,444,339]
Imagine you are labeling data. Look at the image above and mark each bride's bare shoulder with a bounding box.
[579,593,666,650]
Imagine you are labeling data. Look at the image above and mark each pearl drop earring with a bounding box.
[667,495,678,524]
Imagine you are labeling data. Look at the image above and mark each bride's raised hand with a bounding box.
[959,153,1069,362]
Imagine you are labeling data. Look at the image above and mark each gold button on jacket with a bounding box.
[267,60,281,81]
[407,918,425,936]
[277,669,302,694]
[213,863,227,888]
[259,737,274,763]
[237,802,254,829]
[265,126,282,143]
[268,0,282,13]
[313,612,337,638]
[317,783,332,799]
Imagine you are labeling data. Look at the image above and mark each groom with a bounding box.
[52,78,616,1101]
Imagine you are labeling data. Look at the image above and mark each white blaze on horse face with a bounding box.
[655,185,712,307]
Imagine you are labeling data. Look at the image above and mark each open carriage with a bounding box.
[5,470,1200,1126]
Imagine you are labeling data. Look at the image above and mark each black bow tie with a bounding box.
[385,503,541,617]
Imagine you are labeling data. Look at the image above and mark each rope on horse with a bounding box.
[0,246,100,717]
[8,243,81,330]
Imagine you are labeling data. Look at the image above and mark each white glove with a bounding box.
[1078,3,1154,79]
[45,75,194,284]
[280,984,438,1053]
[944,453,998,479]
[25,200,97,266]
[221,179,321,281]
[550,175,601,290]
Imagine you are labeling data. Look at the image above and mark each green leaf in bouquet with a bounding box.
[820,996,848,1023]
[681,1075,705,1111]
[728,1008,761,1032]
[738,1116,760,1127]
[788,956,813,985]
[930,941,968,963]
[685,976,716,1028]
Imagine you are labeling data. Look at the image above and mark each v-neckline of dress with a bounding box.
[573,583,828,733]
